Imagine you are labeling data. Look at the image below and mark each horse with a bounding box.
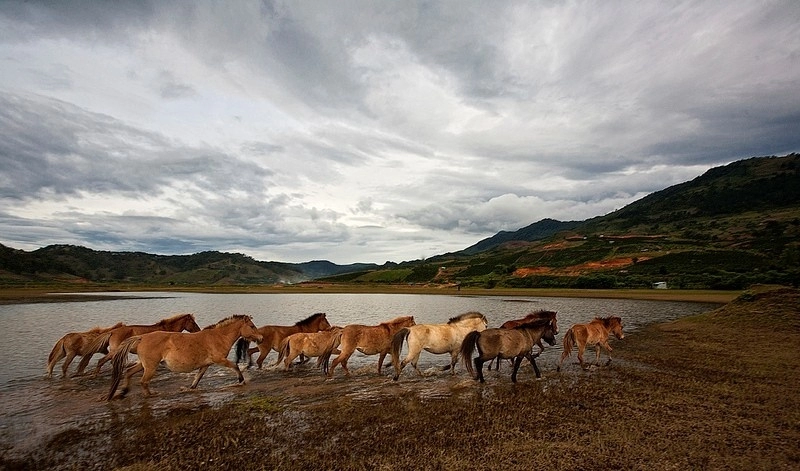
[461,318,557,383]
[273,327,344,374]
[390,311,488,381]
[239,313,332,368]
[46,322,125,378]
[557,316,624,371]
[322,316,416,378]
[77,313,201,376]
[107,315,263,400]
[489,310,558,371]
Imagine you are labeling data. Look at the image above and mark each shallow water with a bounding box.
[0,292,718,458]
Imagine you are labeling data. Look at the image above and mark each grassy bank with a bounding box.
[3,286,796,470]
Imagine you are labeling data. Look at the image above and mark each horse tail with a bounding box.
[76,331,112,373]
[461,330,481,379]
[321,331,343,375]
[276,337,291,367]
[390,328,411,379]
[319,334,340,373]
[46,335,68,376]
[107,336,140,401]
[234,338,251,366]
[562,328,575,358]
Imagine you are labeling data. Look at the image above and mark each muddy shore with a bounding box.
[1,286,797,470]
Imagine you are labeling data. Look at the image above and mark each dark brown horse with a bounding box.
[461,318,556,383]
[107,315,263,400]
[46,322,125,378]
[557,316,624,371]
[77,313,201,375]
[489,310,558,370]
[322,316,416,378]
[241,313,332,368]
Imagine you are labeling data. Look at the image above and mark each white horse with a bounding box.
[390,311,488,380]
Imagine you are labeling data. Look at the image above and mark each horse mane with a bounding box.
[593,316,622,327]
[514,318,552,330]
[203,314,251,330]
[382,316,414,326]
[87,322,125,334]
[524,309,557,319]
[158,313,195,325]
[448,311,485,324]
[295,312,326,327]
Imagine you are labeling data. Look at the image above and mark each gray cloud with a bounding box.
[1,1,798,263]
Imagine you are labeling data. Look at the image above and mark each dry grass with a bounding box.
[3,286,798,470]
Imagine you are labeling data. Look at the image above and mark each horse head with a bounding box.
[318,314,332,331]
[542,323,557,346]
[184,314,201,332]
[240,316,264,343]
[610,317,625,340]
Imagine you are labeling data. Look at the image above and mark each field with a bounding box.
[1,286,797,470]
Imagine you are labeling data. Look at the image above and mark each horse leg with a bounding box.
[378,353,387,374]
[118,362,144,399]
[577,344,586,370]
[93,353,112,376]
[140,365,158,397]
[448,351,459,375]
[284,351,300,371]
[61,352,78,378]
[255,345,269,369]
[511,356,524,383]
[219,358,245,384]
[474,357,486,383]
[601,340,613,366]
[526,353,542,379]
[190,365,210,389]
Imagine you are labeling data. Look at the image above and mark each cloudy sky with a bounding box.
[1,1,799,264]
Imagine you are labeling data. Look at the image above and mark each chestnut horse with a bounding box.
[273,327,344,374]
[322,316,416,378]
[46,322,125,378]
[107,315,263,400]
[390,311,487,380]
[557,316,624,371]
[77,313,201,375]
[489,310,558,370]
[240,313,332,368]
[461,318,556,383]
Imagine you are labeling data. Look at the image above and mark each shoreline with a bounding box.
[0,284,739,305]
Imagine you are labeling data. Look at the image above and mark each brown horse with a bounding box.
[391,311,487,380]
[77,313,201,375]
[461,318,556,383]
[557,316,624,371]
[274,327,344,374]
[107,315,263,400]
[323,316,416,378]
[46,322,125,378]
[241,313,332,368]
[489,310,558,370]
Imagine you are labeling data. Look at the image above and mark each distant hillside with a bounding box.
[459,218,581,255]
[0,245,373,287]
[321,153,800,290]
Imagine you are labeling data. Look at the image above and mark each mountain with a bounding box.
[2,153,799,290]
[459,218,581,255]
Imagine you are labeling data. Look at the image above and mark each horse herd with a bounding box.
[45,310,625,401]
